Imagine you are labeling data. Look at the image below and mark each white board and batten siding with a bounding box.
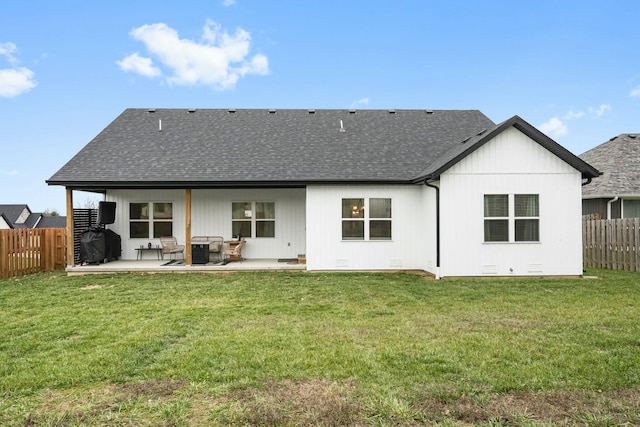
[305,185,437,272]
[105,188,306,260]
[438,126,584,277]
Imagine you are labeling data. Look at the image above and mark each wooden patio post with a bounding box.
[65,188,74,267]
[185,188,192,265]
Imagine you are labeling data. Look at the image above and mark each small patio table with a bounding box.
[135,246,163,260]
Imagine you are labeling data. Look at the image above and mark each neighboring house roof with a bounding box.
[0,204,31,228]
[36,216,67,228]
[46,108,599,190]
[580,133,640,198]
[0,204,66,229]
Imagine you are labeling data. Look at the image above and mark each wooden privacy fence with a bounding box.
[0,228,66,278]
[583,218,640,272]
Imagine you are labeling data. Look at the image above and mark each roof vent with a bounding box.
[476,128,487,136]
[349,109,356,114]
[339,120,345,132]
[268,109,276,114]
[308,109,315,114]
[388,109,396,114]
[158,119,162,132]
[228,108,236,113]
[148,109,156,113]
[461,136,471,144]
[187,108,196,113]
[629,134,637,139]
[425,110,434,114]
[609,136,617,141]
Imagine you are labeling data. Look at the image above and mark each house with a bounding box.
[579,133,640,219]
[46,108,599,277]
[0,204,66,229]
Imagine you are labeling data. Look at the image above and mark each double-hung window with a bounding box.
[232,201,275,238]
[341,198,392,240]
[484,194,539,242]
[129,202,173,239]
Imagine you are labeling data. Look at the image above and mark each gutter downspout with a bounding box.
[424,178,441,279]
[607,196,619,220]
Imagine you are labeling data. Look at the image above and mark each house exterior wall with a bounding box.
[305,185,436,272]
[439,126,584,277]
[105,188,306,260]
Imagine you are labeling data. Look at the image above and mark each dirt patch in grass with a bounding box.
[24,379,188,426]
[213,378,367,426]
[416,388,640,425]
[20,380,640,426]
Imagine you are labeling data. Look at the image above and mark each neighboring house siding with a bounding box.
[439,126,583,277]
[305,185,436,272]
[582,198,621,219]
[106,188,306,260]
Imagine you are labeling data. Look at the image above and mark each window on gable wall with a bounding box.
[341,198,392,240]
[484,194,539,242]
[129,202,173,239]
[232,201,275,238]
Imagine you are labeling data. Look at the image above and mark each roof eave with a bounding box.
[412,115,602,182]
[46,178,415,190]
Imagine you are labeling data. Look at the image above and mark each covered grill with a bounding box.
[78,201,121,264]
[79,227,121,264]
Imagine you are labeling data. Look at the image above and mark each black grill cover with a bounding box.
[79,227,121,264]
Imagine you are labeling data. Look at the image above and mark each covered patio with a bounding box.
[65,258,306,276]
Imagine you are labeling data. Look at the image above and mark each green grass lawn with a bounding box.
[1,269,639,426]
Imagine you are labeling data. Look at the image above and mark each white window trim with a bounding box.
[483,194,540,244]
[129,201,174,239]
[341,197,392,242]
[232,201,276,238]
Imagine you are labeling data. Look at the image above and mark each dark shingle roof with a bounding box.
[0,204,66,228]
[580,133,640,197]
[0,204,31,227]
[47,109,598,189]
[47,108,496,188]
[35,216,66,228]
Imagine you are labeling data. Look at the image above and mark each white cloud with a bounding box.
[350,97,370,108]
[117,52,161,77]
[631,86,640,97]
[539,117,568,138]
[562,110,585,120]
[589,104,612,117]
[0,42,18,63]
[222,0,236,6]
[0,42,37,97]
[540,104,611,139]
[119,20,269,90]
[0,67,36,97]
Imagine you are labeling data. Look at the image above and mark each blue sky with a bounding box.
[1,1,639,213]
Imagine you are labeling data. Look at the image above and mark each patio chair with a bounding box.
[159,236,185,260]
[223,238,246,264]
[207,236,224,261]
